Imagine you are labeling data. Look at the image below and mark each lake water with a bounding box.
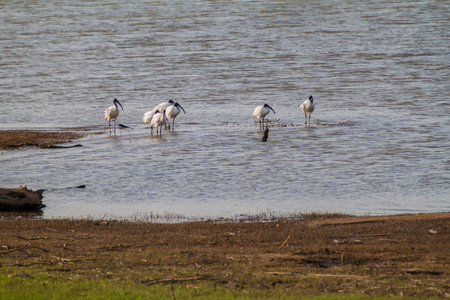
[1,0,449,220]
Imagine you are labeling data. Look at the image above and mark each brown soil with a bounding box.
[0,130,86,149]
[1,212,449,297]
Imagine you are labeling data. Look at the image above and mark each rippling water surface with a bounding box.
[1,0,449,219]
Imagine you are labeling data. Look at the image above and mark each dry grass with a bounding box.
[0,212,449,298]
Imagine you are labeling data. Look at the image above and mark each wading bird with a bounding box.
[112,120,131,142]
[150,109,167,136]
[165,102,185,130]
[151,99,174,113]
[300,95,315,125]
[252,103,275,130]
[105,98,123,133]
[142,110,156,129]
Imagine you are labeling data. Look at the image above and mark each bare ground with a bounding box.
[0,130,86,149]
[0,212,449,298]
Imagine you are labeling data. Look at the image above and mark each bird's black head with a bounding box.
[168,99,174,104]
[309,95,314,102]
[175,103,186,114]
[154,110,160,114]
[264,103,275,114]
[113,98,123,110]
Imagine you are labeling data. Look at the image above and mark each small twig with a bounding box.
[14,235,48,241]
[0,249,20,255]
[7,262,49,267]
[42,144,83,149]
[23,246,50,253]
[50,255,79,263]
[171,282,176,300]
[97,244,129,251]
[406,270,444,276]
[1,246,50,255]
[279,235,291,249]
[141,276,241,286]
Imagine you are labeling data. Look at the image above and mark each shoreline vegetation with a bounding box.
[1,212,448,299]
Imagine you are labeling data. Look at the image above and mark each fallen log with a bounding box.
[0,186,45,211]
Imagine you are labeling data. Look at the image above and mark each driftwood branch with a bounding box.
[0,186,44,211]
[261,127,269,142]
[279,235,291,248]
[141,276,242,286]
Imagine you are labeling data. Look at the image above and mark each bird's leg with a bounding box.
[172,119,175,131]
[108,120,111,133]
[309,115,311,125]
[304,113,307,125]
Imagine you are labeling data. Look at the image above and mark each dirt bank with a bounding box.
[1,212,448,298]
[0,130,86,149]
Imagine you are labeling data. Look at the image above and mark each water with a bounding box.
[1,0,449,219]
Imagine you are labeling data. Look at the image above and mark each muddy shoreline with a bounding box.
[0,129,87,149]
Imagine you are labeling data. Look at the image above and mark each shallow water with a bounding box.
[1,0,449,219]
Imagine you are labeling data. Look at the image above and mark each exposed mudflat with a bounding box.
[0,130,86,149]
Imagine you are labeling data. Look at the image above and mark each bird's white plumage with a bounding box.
[165,103,185,130]
[105,98,123,133]
[105,106,119,121]
[300,97,315,115]
[300,95,315,125]
[142,111,156,124]
[151,100,174,113]
[252,103,275,130]
[166,105,181,119]
[252,106,270,119]
[150,110,167,136]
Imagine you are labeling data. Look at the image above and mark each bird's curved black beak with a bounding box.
[176,103,186,114]
[114,98,123,110]
[268,104,275,114]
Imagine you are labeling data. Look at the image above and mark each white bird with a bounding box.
[112,120,131,142]
[252,103,275,130]
[105,98,123,133]
[150,109,167,136]
[165,102,185,131]
[300,95,315,125]
[142,110,156,127]
[151,99,174,113]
